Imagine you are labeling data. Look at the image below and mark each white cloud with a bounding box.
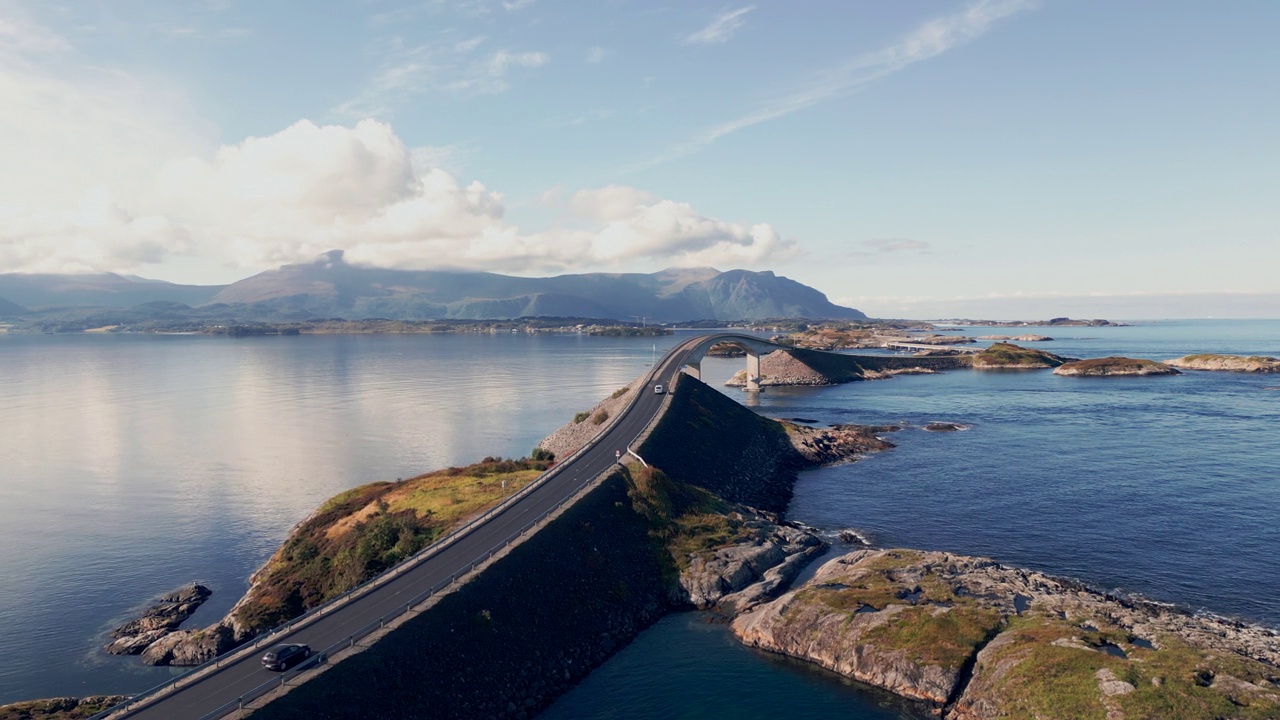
[682,6,755,45]
[337,40,550,115]
[0,10,792,278]
[0,110,795,276]
[486,49,548,76]
[639,0,1032,170]
[586,46,607,64]
[502,0,535,10]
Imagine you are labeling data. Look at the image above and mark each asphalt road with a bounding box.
[121,335,714,720]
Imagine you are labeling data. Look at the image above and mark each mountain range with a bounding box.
[0,251,864,324]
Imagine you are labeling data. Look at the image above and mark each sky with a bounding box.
[1,0,1277,318]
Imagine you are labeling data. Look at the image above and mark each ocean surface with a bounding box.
[1,320,1278,715]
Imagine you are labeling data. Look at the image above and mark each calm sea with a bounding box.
[1,321,1277,716]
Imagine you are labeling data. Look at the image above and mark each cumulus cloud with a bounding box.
[0,10,792,278]
[0,112,794,276]
[682,6,755,45]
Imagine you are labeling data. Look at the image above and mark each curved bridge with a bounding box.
[95,332,809,720]
[675,333,790,391]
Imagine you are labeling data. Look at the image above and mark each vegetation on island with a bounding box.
[233,454,553,633]
[969,341,1070,368]
[625,465,753,574]
[1053,357,1180,377]
[1167,354,1280,373]
[750,549,1280,719]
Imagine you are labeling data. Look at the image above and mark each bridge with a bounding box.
[883,341,981,354]
[90,333,804,720]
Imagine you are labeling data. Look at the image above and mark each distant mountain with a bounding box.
[0,295,27,317]
[0,272,224,309]
[208,250,864,322]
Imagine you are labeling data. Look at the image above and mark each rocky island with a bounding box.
[1167,354,1280,373]
[731,548,1280,719]
[1053,357,1181,377]
[969,342,1070,369]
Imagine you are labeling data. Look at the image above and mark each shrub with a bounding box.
[592,410,609,425]
[573,411,590,424]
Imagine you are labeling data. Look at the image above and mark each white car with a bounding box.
[653,384,665,394]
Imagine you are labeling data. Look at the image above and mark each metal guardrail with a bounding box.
[193,470,609,720]
[90,340,694,720]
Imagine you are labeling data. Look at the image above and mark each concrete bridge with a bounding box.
[883,341,982,354]
[676,333,793,391]
[90,332,849,720]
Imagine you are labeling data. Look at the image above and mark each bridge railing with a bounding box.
[90,340,690,720]
[192,467,614,720]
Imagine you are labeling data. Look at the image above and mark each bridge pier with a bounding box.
[745,351,761,392]
[682,361,701,380]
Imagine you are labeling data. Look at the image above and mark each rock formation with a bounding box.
[1167,354,1280,373]
[969,342,1070,369]
[1053,357,1181,377]
[674,509,825,612]
[0,695,128,720]
[732,549,1280,718]
[103,584,211,657]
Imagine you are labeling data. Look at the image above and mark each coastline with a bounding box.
[7,324,1280,712]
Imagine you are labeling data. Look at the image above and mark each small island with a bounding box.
[1167,354,1280,373]
[969,342,1070,369]
[1053,357,1181,377]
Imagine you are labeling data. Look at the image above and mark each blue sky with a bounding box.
[1,1,1277,317]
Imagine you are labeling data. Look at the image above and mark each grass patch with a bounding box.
[973,342,1066,367]
[975,615,1280,719]
[864,605,1004,672]
[625,466,753,571]
[235,456,550,633]
[610,386,630,399]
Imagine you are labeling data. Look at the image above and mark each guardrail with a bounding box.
[193,469,611,720]
[91,339,694,720]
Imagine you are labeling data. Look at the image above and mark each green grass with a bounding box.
[967,614,1280,719]
[973,342,1065,367]
[864,605,1004,672]
[235,457,550,633]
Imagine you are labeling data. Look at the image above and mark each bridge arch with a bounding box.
[678,333,787,392]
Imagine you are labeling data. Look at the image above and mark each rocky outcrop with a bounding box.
[783,422,896,465]
[1053,357,1180,377]
[0,695,128,720]
[725,349,857,387]
[732,549,1280,718]
[103,584,211,656]
[138,624,236,666]
[675,509,825,611]
[970,342,1069,369]
[1167,354,1280,373]
[537,382,637,460]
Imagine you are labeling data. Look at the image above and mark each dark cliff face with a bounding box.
[249,473,669,720]
[638,376,805,514]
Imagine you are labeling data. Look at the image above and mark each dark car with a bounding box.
[261,643,311,671]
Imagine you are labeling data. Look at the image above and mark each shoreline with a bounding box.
[6,336,1280,716]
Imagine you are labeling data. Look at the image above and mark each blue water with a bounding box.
[2,320,1277,715]
[546,319,1280,716]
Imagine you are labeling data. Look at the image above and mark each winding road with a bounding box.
[113,333,763,719]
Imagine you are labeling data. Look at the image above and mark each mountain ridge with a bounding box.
[0,251,865,322]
